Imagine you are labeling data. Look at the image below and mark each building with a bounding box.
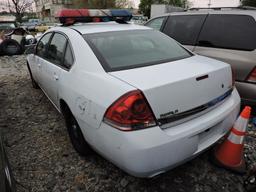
[150,4,184,18]
[34,0,87,21]
[189,0,242,8]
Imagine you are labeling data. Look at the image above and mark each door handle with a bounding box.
[53,74,59,81]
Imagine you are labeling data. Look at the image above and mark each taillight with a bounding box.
[246,67,256,83]
[104,90,157,131]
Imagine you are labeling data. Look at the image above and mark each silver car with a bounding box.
[145,9,256,108]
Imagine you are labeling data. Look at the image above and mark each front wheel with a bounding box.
[65,113,92,156]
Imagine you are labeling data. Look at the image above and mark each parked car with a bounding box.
[145,9,256,108]
[35,22,61,32]
[0,21,16,31]
[130,15,148,25]
[26,16,240,177]
[0,27,36,56]
[20,21,38,32]
[0,17,37,56]
[0,16,16,30]
[34,22,51,32]
[0,133,16,192]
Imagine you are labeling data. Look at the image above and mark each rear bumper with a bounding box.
[235,81,256,107]
[94,89,241,177]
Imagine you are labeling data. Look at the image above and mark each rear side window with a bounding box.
[84,30,192,72]
[198,15,256,51]
[47,33,67,65]
[163,15,206,46]
[145,17,166,30]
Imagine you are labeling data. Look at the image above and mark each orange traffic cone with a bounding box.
[212,106,251,174]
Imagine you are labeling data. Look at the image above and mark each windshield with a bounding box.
[0,22,15,30]
[84,30,192,71]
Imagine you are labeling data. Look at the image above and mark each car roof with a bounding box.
[65,22,151,34]
[154,10,256,19]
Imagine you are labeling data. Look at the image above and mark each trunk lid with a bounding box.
[109,55,233,121]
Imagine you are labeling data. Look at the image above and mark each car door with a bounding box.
[34,32,53,86]
[193,14,256,82]
[40,32,70,107]
[161,14,207,51]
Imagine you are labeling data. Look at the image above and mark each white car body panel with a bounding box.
[89,89,240,177]
[110,55,233,119]
[26,23,241,177]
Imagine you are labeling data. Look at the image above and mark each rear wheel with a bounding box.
[63,105,92,156]
[27,63,39,89]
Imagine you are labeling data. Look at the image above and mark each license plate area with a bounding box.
[198,121,223,148]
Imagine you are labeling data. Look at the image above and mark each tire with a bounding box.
[27,63,39,89]
[63,108,92,156]
[1,39,22,56]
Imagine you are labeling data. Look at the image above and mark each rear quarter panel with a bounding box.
[54,27,135,145]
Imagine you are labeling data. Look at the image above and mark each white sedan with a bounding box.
[27,22,240,177]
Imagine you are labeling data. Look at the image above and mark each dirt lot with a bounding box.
[0,55,256,192]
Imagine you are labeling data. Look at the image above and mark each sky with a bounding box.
[132,0,241,8]
[190,0,240,8]
[0,0,241,12]
[133,0,140,8]
[0,0,141,9]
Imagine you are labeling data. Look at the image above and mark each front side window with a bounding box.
[84,30,192,71]
[163,15,207,46]
[198,14,256,51]
[36,33,52,58]
[145,17,166,30]
[46,33,67,65]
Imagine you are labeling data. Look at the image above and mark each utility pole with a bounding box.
[208,0,212,8]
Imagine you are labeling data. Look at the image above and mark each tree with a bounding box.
[87,0,130,9]
[9,0,33,22]
[88,0,116,9]
[139,0,153,18]
[242,0,256,7]
[116,0,130,8]
[139,0,185,18]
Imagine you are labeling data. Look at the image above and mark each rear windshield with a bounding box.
[84,30,192,71]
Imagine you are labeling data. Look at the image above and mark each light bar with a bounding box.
[56,9,132,25]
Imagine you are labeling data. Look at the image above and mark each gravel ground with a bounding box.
[0,55,256,192]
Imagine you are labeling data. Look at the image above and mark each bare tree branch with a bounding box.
[9,0,33,22]
[115,0,130,8]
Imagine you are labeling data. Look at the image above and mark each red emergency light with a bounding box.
[56,9,132,25]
